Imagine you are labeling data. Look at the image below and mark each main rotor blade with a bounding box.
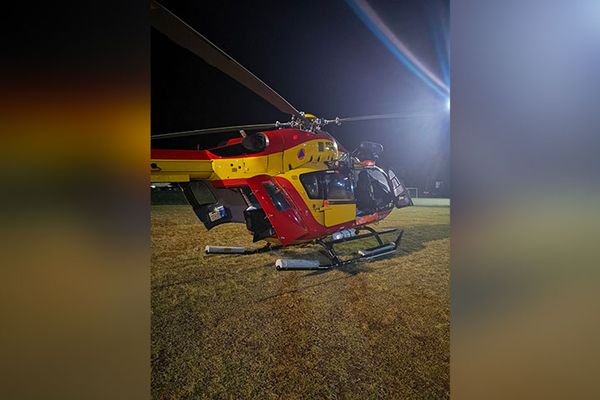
[151,123,278,140]
[336,112,437,123]
[151,1,302,118]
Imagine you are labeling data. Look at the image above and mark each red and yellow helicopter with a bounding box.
[151,1,414,270]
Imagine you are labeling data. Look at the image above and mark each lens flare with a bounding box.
[346,0,449,98]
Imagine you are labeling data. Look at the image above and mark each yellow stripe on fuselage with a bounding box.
[150,138,339,186]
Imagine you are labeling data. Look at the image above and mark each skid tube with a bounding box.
[276,227,404,271]
[205,242,281,255]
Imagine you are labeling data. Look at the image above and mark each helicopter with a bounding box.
[150,1,416,270]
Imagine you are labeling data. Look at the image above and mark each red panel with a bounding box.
[210,178,249,188]
[281,129,333,149]
[151,129,338,161]
[245,175,308,246]
[355,209,391,226]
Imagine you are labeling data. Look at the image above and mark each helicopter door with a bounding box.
[245,176,308,245]
[387,169,413,208]
[322,170,356,227]
[181,180,238,230]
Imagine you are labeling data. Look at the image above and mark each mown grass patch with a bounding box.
[152,205,449,399]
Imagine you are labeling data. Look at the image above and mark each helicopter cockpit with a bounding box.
[351,141,412,214]
[298,164,411,217]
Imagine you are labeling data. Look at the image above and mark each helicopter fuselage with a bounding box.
[151,128,411,246]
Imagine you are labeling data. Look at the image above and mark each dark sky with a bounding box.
[152,0,449,190]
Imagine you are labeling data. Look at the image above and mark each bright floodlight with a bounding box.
[446,98,450,111]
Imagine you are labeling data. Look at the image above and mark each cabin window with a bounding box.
[263,182,290,211]
[300,172,325,199]
[325,172,354,200]
[300,170,354,200]
[183,180,217,206]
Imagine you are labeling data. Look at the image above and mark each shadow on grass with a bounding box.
[400,223,449,254]
[301,224,449,275]
[258,224,449,301]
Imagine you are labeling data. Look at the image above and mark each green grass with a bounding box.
[152,206,449,399]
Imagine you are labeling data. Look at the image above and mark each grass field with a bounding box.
[151,205,449,399]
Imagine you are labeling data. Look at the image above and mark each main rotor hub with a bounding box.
[276,112,342,133]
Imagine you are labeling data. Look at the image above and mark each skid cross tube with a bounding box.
[312,229,404,269]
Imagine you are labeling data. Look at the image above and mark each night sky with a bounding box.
[151,0,449,193]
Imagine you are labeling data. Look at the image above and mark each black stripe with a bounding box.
[326,200,356,205]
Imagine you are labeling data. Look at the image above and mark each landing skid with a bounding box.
[204,226,404,271]
[205,242,281,255]
[276,227,404,271]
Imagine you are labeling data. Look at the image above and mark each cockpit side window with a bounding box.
[324,171,354,200]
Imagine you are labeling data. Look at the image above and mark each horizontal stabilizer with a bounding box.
[151,157,214,183]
